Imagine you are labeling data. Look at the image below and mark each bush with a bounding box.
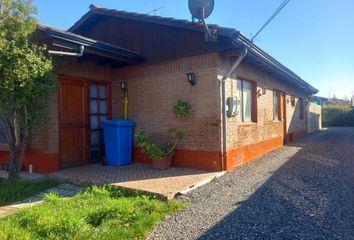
[322,105,354,127]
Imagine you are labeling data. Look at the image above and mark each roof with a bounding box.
[68,4,317,94]
[37,23,143,65]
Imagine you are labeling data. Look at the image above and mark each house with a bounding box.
[0,5,317,173]
[311,95,351,107]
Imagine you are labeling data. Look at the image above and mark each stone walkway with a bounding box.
[0,183,84,219]
[51,164,222,199]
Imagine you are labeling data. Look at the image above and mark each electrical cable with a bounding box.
[251,0,291,43]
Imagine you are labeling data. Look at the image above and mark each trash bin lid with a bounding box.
[101,120,135,127]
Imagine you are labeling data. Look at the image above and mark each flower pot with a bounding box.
[152,156,172,170]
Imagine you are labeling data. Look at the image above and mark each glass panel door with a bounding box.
[89,84,109,163]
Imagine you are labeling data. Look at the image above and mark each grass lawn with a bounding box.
[0,179,61,206]
[0,185,185,240]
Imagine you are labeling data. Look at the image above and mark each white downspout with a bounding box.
[221,44,248,170]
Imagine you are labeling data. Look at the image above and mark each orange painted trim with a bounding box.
[226,136,284,171]
[286,129,307,143]
[173,149,223,172]
[133,147,223,172]
[0,149,59,174]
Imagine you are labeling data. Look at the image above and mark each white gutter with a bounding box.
[220,44,248,169]
[48,45,85,57]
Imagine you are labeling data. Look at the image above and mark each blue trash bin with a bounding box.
[101,120,135,166]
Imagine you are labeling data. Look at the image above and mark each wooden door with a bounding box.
[59,77,88,168]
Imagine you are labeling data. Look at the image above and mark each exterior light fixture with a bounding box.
[120,81,128,91]
[257,87,267,97]
[186,72,196,86]
[287,96,296,106]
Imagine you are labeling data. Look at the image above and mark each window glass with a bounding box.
[91,131,99,146]
[90,100,98,114]
[99,85,107,99]
[90,116,99,130]
[274,91,280,121]
[99,100,108,114]
[243,81,253,122]
[236,80,255,122]
[90,85,98,98]
[237,80,243,121]
[100,116,107,128]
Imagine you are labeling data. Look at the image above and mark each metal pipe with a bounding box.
[221,44,248,169]
[48,45,85,57]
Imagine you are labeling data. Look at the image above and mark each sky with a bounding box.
[34,0,354,99]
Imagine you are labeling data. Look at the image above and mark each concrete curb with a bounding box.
[177,171,226,196]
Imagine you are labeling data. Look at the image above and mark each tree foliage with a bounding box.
[0,0,55,177]
[322,105,354,127]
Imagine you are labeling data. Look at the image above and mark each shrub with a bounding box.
[322,105,354,127]
[135,129,184,161]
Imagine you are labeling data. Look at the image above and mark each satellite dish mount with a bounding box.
[188,0,217,41]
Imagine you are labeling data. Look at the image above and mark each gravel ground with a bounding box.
[148,127,354,240]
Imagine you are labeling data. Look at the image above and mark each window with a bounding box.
[237,79,256,122]
[299,98,304,120]
[89,84,109,162]
[273,91,281,121]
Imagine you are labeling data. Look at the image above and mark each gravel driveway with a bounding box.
[149,128,354,240]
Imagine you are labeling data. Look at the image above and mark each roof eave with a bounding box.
[233,34,318,95]
[38,24,143,64]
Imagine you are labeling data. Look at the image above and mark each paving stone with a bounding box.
[50,163,221,199]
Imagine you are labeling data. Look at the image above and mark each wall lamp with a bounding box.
[257,87,267,97]
[186,72,196,86]
[287,96,296,106]
[120,81,128,91]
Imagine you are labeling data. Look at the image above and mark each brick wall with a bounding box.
[112,53,221,152]
[218,56,309,151]
[31,59,113,154]
[18,52,311,173]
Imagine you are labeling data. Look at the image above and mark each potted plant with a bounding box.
[136,128,184,170]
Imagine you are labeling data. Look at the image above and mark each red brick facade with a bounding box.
[0,51,311,173]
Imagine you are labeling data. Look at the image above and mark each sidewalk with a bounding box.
[0,183,84,219]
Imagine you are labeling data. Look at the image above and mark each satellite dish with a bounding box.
[188,0,215,20]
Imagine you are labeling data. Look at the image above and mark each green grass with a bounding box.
[0,185,185,240]
[0,179,61,206]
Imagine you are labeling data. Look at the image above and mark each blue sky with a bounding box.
[34,0,354,99]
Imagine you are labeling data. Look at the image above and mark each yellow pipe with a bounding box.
[123,96,128,120]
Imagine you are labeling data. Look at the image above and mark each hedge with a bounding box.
[322,105,354,127]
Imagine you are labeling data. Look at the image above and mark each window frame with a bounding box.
[273,90,281,121]
[236,77,257,123]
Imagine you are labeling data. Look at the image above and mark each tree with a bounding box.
[0,0,55,178]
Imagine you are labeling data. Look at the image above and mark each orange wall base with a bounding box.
[0,149,59,174]
[133,131,308,172]
[286,129,307,143]
[226,136,284,171]
[133,148,223,172]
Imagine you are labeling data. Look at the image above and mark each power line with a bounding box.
[251,0,291,43]
[147,6,164,16]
